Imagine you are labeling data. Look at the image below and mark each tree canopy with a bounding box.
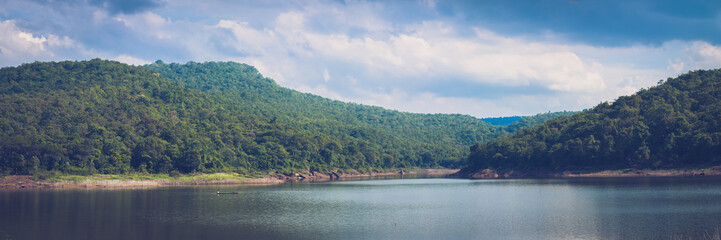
[462,69,721,175]
[0,59,568,176]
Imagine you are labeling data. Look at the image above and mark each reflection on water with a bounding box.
[2,176,721,240]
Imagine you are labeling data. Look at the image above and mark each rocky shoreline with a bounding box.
[0,169,460,190]
[276,168,460,181]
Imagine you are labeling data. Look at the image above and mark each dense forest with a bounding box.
[0,59,566,176]
[498,111,578,132]
[461,69,721,176]
[145,61,505,156]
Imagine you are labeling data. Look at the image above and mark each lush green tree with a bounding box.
[462,69,721,175]
[0,59,572,176]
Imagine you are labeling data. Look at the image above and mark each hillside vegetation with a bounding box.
[0,59,568,176]
[145,61,507,163]
[501,111,578,132]
[461,69,721,176]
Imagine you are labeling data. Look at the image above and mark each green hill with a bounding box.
[460,69,721,177]
[482,112,578,128]
[144,61,506,151]
[2,59,558,176]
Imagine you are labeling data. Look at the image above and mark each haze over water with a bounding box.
[2,176,721,240]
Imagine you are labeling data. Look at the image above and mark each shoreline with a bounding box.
[6,167,720,190]
[0,175,287,190]
[0,169,459,190]
[457,167,721,179]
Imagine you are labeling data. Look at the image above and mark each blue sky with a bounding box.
[1,0,720,117]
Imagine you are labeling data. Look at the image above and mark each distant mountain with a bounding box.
[480,116,522,126]
[460,69,721,177]
[482,111,578,128]
[503,111,579,133]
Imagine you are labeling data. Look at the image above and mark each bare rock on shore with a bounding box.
[470,169,499,179]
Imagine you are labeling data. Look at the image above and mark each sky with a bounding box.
[1,0,721,117]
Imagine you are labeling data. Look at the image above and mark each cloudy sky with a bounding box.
[1,0,721,117]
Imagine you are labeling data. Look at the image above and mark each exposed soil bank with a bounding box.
[455,166,721,179]
[0,169,460,190]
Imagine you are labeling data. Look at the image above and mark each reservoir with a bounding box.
[2,176,721,239]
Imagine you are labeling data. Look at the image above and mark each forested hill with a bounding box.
[144,61,516,168]
[461,69,721,176]
[1,59,562,176]
[144,61,504,147]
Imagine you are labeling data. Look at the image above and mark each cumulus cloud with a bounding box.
[113,54,151,65]
[0,18,157,69]
[209,6,721,116]
[216,20,281,57]
[0,20,75,66]
[217,15,608,94]
[152,2,719,117]
[684,41,721,69]
[3,0,721,117]
[114,12,172,39]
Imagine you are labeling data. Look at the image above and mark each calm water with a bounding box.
[2,176,721,240]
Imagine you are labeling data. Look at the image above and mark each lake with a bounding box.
[2,176,721,240]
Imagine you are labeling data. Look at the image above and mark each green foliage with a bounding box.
[1,59,563,175]
[482,112,577,127]
[503,111,579,133]
[143,61,515,170]
[464,69,721,173]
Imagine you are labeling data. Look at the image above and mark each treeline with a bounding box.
[0,59,563,176]
[502,111,578,132]
[145,61,514,170]
[145,61,506,149]
[481,112,578,129]
[463,69,721,174]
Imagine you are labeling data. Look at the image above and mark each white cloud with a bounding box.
[0,20,75,66]
[114,12,172,39]
[204,6,721,116]
[216,20,279,56]
[3,0,721,117]
[0,20,46,54]
[684,41,721,69]
[323,69,330,82]
[219,6,721,116]
[337,88,566,118]
[227,18,607,93]
[113,54,151,65]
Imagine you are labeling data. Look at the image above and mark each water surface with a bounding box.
[2,176,721,239]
